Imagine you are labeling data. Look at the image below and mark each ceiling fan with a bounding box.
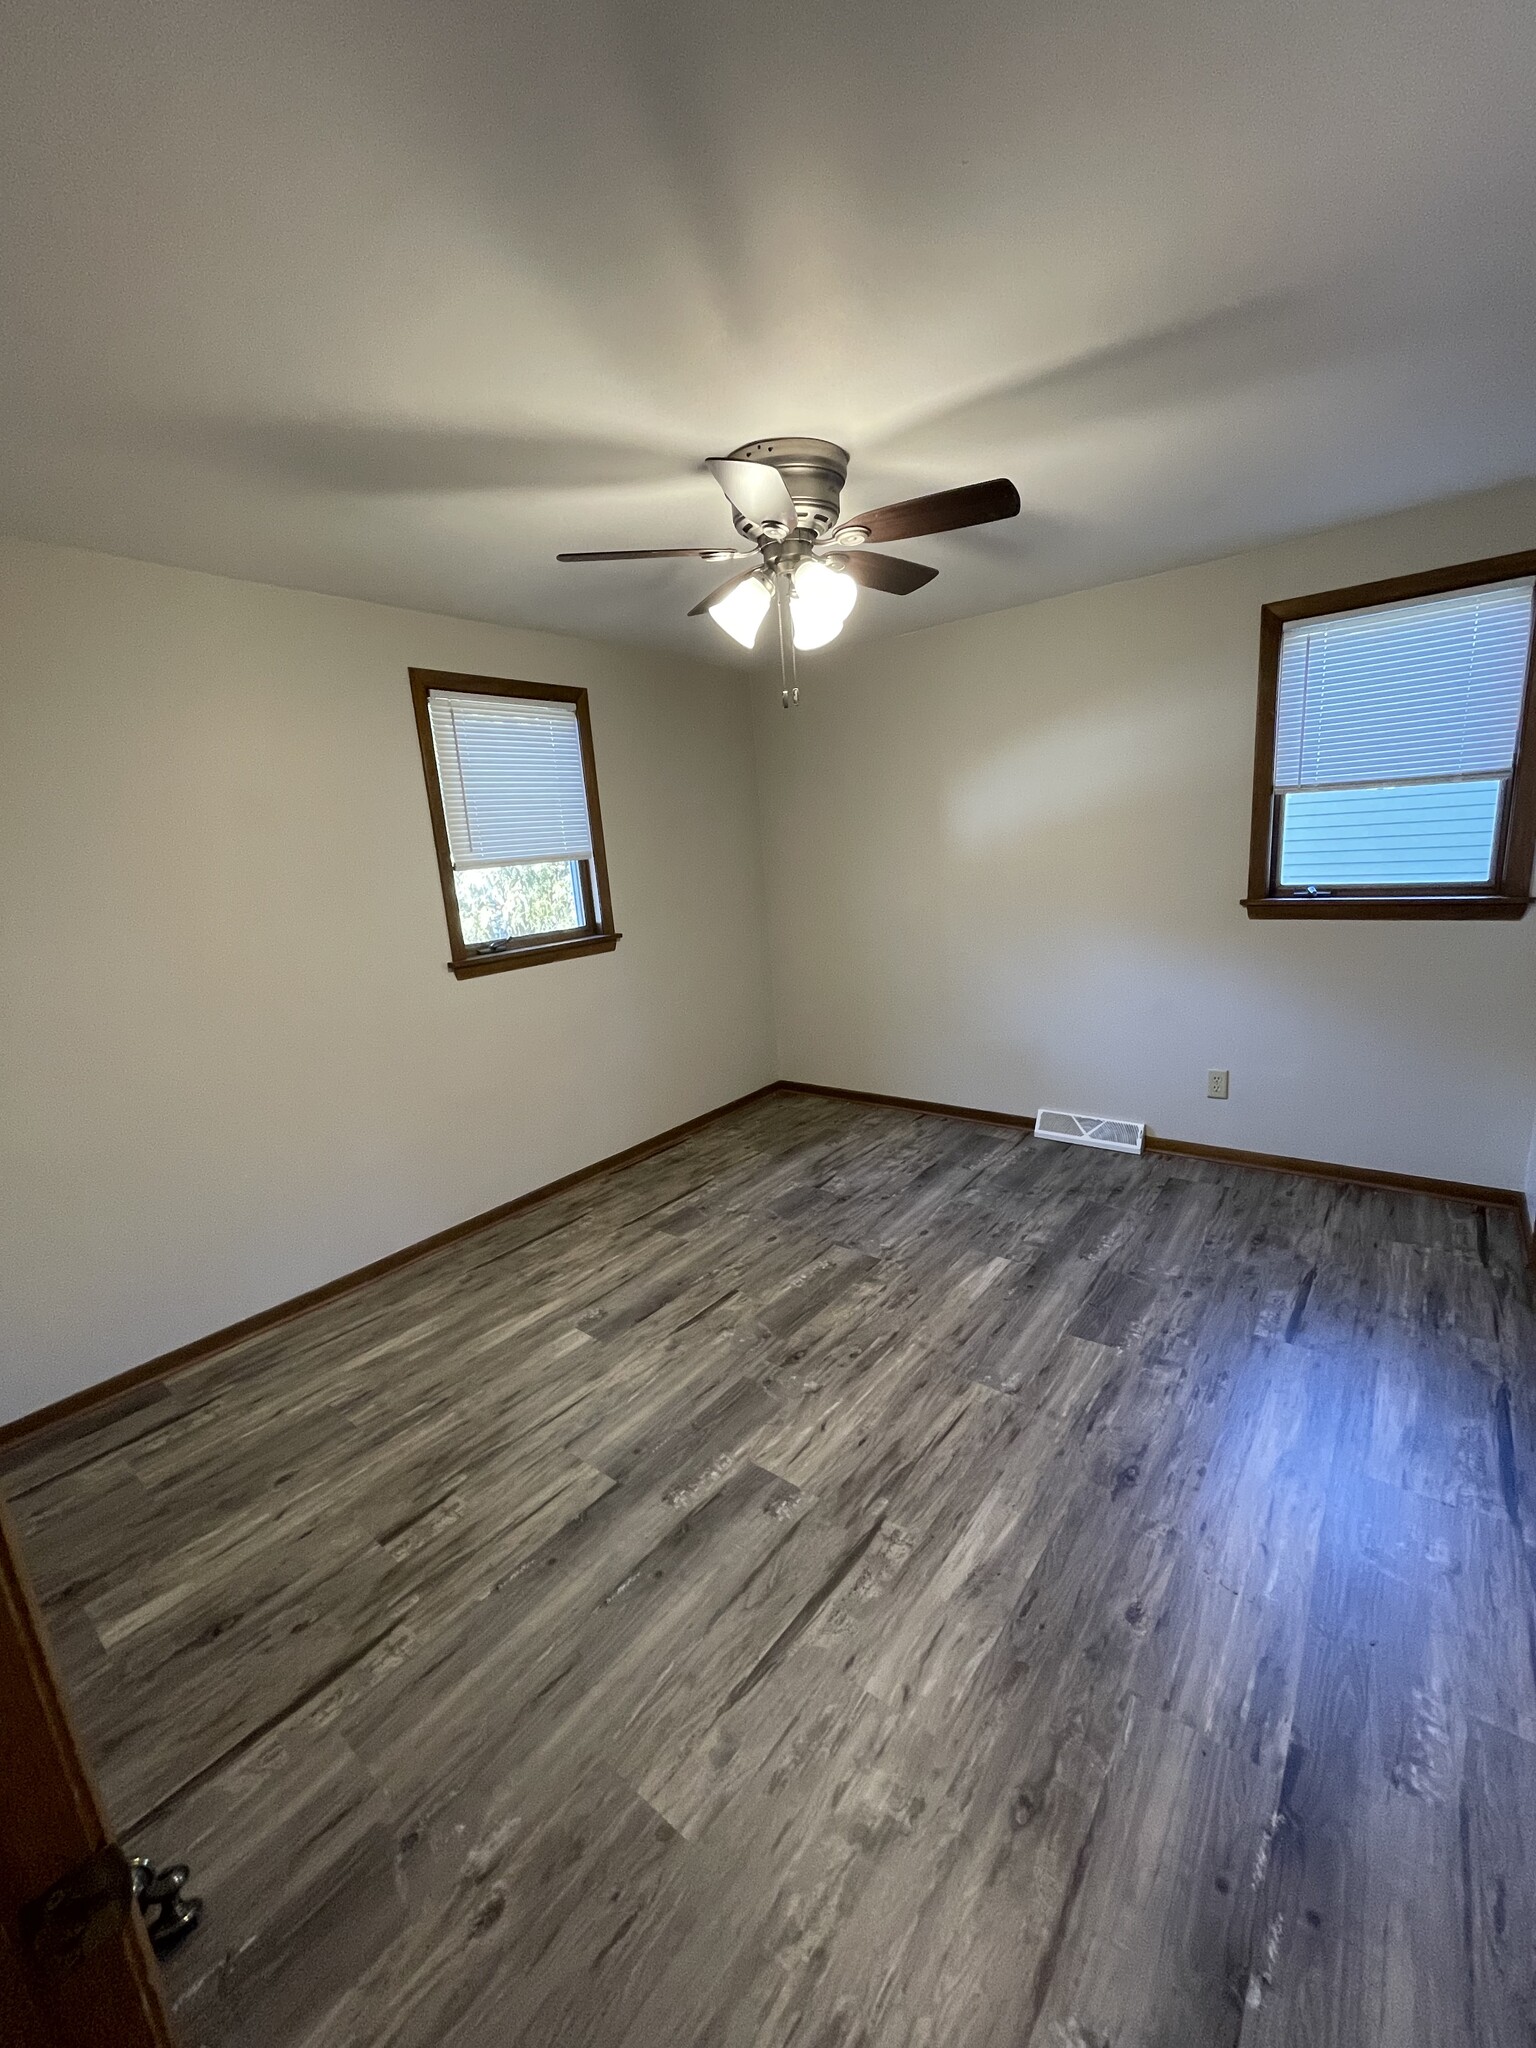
[556,437,1021,658]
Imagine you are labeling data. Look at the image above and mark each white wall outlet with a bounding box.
[1207,1069,1229,1100]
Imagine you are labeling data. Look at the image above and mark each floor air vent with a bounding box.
[1034,1108,1145,1155]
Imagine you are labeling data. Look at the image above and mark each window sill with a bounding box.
[449,931,621,978]
[1242,895,1531,921]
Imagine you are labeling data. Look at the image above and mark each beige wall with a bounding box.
[7,487,1535,1426]
[752,483,1536,1193]
[0,538,773,1424]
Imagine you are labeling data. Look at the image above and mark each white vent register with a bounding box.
[1034,1108,1146,1155]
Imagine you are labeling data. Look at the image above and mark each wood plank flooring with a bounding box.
[4,1091,1535,2047]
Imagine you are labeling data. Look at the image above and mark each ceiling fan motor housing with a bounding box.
[725,437,850,538]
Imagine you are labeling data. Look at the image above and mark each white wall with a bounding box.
[1525,1112,1536,1233]
[753,483,1536,1192]
[0,538,773,1424]
[8,486,1535,1426]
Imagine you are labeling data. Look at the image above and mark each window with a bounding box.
[410,669,618,976]
[1246,552,1536,918]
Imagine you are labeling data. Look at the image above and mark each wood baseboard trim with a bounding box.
[6,1076,1528,1457]
[0,1082,783,1457]
[1140,1133,1522,1210]
[774,1079,1038,1132]
[775,1080,1525,1213]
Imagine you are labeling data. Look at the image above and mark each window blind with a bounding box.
[427,691,594,869]
[1273,578,1533,790]
[1269,576,1533,889]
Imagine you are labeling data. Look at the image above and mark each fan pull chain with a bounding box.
[776,576,799,709]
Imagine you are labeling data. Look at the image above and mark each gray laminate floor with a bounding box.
[5,1090,1536,2046]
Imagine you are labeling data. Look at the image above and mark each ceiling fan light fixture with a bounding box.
[789,557,858,650]
[556,441,1021,650]
[708,572,773,648]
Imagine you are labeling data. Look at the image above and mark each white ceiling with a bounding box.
[3,0,1535,661]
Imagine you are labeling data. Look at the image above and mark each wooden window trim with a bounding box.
[1244,549,1536,920]
[409,668,620,978]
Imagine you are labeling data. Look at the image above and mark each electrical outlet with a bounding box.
[1207,1069,1229,1100]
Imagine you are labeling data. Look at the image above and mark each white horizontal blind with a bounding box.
[427,691,593,869]
[1274,578,1533,789]
[1272,578,1532,888]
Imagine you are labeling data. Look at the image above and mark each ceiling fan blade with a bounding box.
[557,546,747,562]
[824,549,938,596]
[706,457,799,534]
[687,568,762,618]
[834,477,1020,545]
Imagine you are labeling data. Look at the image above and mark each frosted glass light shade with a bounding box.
[790,558,858,650]
[708,574,773,648]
